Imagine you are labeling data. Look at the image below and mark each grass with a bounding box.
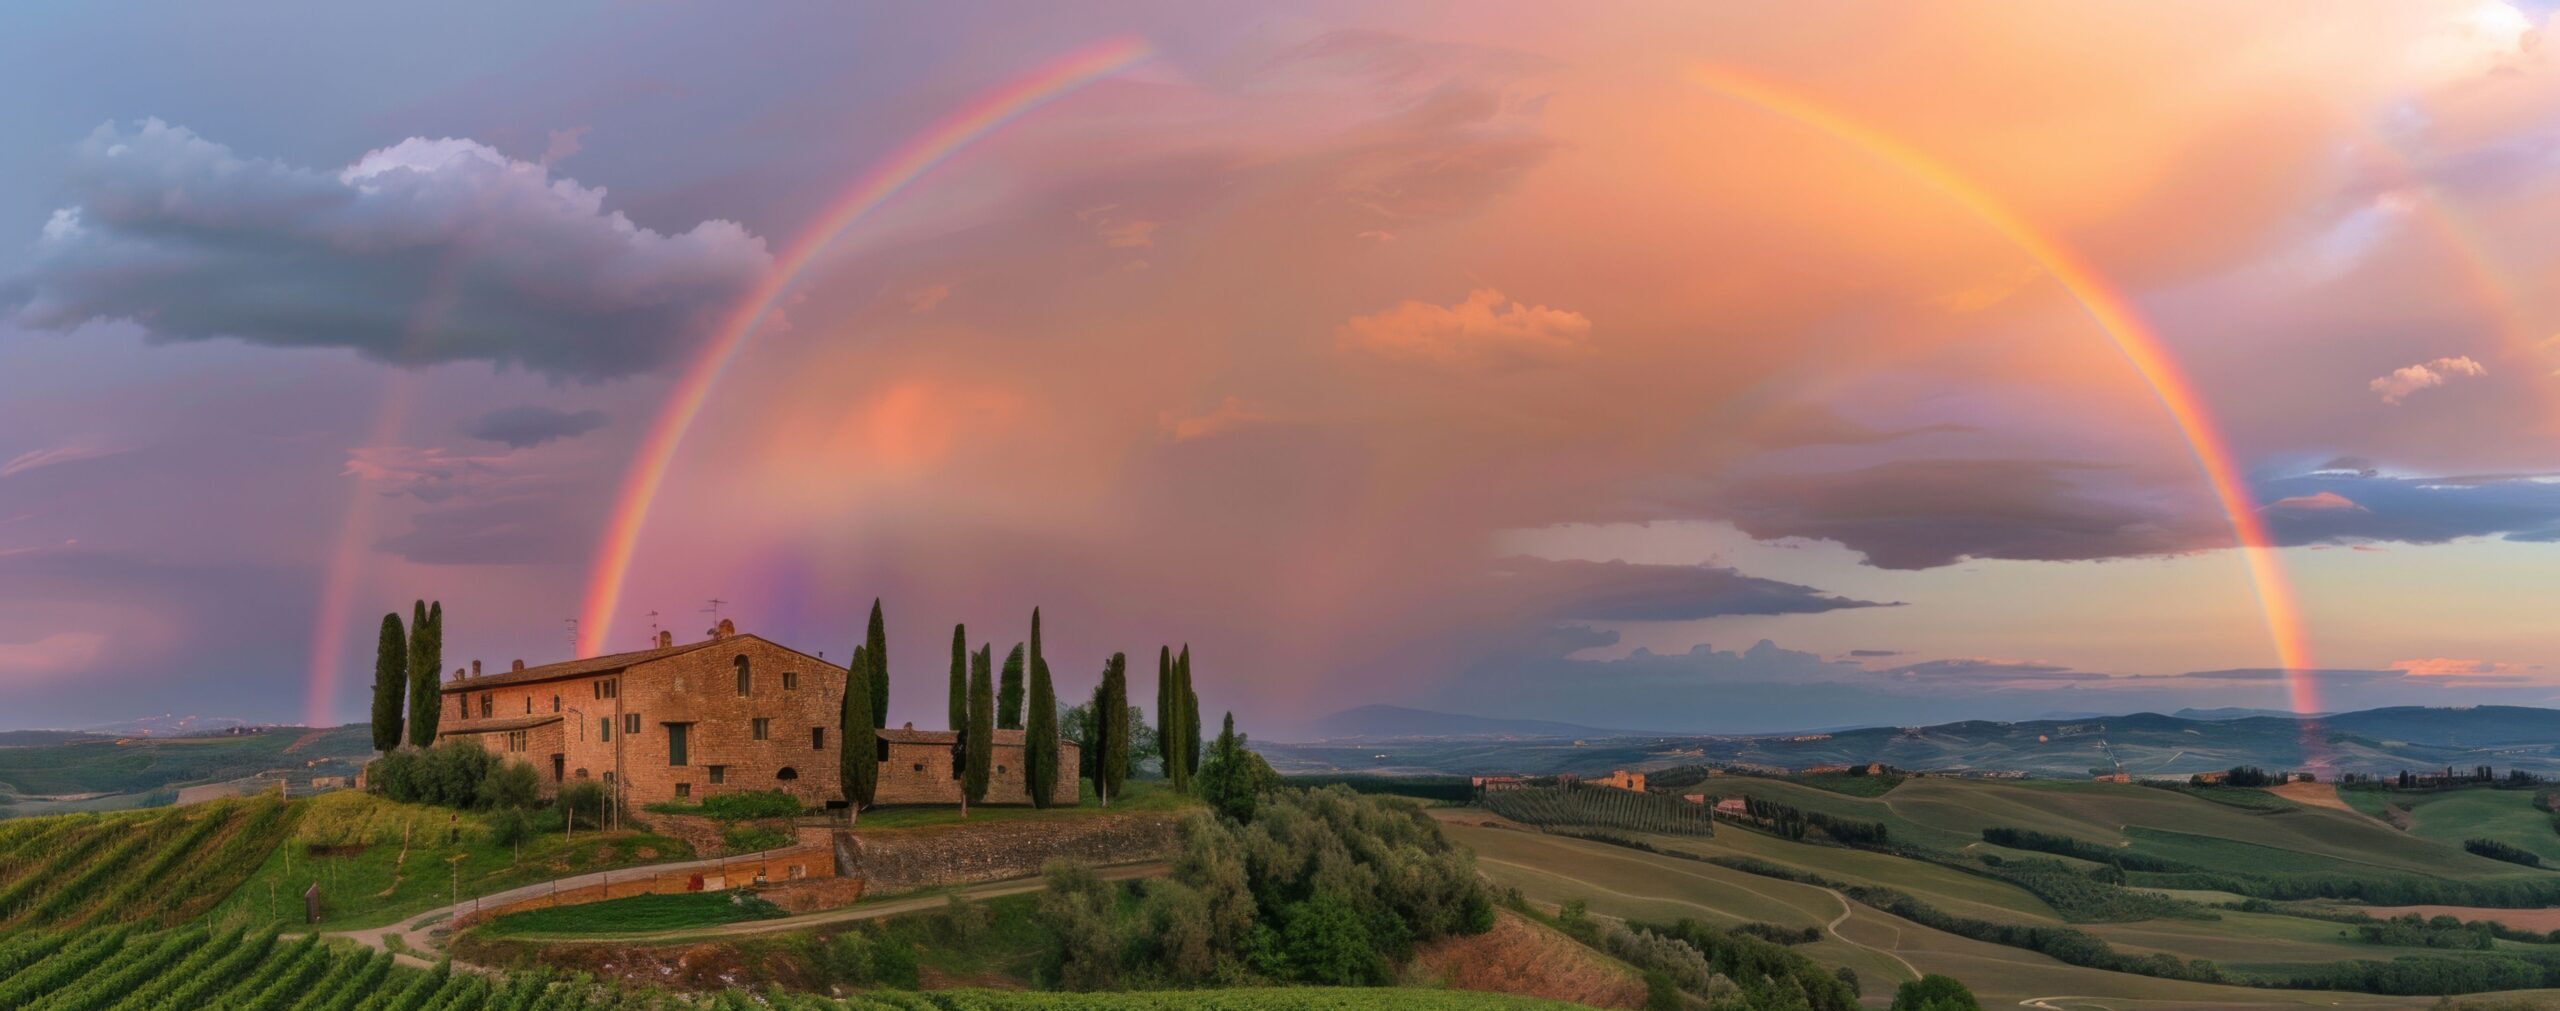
[204,791,694,930]
[477,890,785,937]
[1790,773,1905,798]
[2398,789,2560,865]
[1443,812,2483,1008]
[851,779,1198,832]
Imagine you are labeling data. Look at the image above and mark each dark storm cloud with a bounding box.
[1708,458,2217,569]
[1490,556,1896,621]
[5,120,769,380]
[2254,469,2560,546]
[466,405,609,448]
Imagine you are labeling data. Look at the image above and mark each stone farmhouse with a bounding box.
[435,619,1076,808]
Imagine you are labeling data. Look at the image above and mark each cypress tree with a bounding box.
[1026,638,1059,807]
[865,599,888,728]
[947,624,968,732]
[964,644,994,815]
[406,601,444,747]
[840,645,878,824]
[1155,646,1183,790]
[370,612,407,753]
[1180,644,1201,779]
[1095,652,1129,806]
[998,644,1026,730]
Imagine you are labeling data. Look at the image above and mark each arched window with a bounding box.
[734,655,751,696]
[776,767,799,781]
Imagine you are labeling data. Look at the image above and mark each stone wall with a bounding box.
[451,844,837,929]
[874,738,1080,807]
[841,811,1182,894]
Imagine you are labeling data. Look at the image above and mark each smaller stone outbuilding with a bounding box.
[872,725,1079,807]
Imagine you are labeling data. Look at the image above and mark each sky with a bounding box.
[3,2,2560,736]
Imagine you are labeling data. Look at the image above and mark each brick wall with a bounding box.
[442,634,848,807]
[611,638,845,806]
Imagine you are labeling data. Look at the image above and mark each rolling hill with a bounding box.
[1258,705,2560,779]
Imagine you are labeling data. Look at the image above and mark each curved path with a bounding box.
[329,851,1165,971]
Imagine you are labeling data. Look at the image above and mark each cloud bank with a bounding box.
[6,120,770,380]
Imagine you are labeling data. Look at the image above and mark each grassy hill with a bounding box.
[1449,773,2560,1005]
[1260,705,2560,781]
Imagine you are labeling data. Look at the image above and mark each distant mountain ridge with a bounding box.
[1260,703,2560,779]
[1300,704,1639,740]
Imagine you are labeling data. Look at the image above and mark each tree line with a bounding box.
[837,600,1208,821]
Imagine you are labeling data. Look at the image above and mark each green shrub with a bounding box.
[1892,974,1983,1011]
[698,790,803,822]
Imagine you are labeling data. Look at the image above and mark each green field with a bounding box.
[479,890,785,937]
[1445,814,2462,1009]
[1444,770,2560,1007]
[2398,790,2560,864]
[1713,775,2553,882]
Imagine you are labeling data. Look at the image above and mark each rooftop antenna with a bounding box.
[701,598,727,628]
[646,610,662,645]
[564,618,578,658]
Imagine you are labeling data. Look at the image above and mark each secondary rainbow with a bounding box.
[1692,65,2322,716]
[577,37,1155,656]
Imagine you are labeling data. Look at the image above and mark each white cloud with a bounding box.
[2369,355,2487,404]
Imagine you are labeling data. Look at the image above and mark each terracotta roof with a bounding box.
[437,633,839,693]
[878,727,1044,747]
[436,714,564,736]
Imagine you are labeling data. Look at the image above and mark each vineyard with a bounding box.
[1481,784,1715,837]
[0,926,1590,1011]
[0,795,295,929]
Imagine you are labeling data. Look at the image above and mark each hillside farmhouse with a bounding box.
[435,619,1077,808]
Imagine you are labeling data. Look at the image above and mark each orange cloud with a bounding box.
[1337,288,1591,365]
[2265,491,2367,512]
[2390,657,2532,677]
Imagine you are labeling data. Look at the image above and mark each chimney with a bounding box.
[511,659,524,672]
[714,618,736,640]
[471,660,482,676]
[657,630,673,649]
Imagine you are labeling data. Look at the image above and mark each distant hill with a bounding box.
[1255,704,2560,780]
[1299,704,1635,741]
[2173,706,2325,721]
